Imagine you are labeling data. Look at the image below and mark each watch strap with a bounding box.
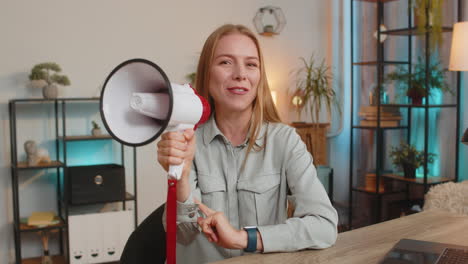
[243,226,257,252]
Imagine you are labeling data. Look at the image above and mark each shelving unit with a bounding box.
[9,98,137,264]
[349,0,461,229]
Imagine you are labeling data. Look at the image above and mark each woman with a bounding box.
[157,24,338,263]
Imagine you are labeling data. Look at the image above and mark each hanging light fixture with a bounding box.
[253,6,286,36]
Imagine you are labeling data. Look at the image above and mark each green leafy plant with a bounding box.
[292,55,341,123]
[92,121,100,130]
[389,141,436,177]
[385,57,451,104]
[29,62,70,86]
[413,0,444,51]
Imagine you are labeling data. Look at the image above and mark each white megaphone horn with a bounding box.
[100,58,211,180]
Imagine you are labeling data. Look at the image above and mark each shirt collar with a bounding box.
[202,114,266,147]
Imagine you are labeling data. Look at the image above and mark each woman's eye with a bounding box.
[220,60,231,65]
[247,62,258,67]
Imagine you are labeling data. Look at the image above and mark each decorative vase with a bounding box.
[403,165,416,179]
[369,85,389,106]
[42,84,58,99]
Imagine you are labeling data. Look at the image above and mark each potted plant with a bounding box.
[91,121,102,136]
[385,57,451,105]
[292,55,341,123]
[413,0,444,51]
[389,142,436,178]
[29,62,70,99]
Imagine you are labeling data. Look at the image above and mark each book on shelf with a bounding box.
[360,106,400,114]
[358,112,401,118]
[359,115,403,121]
[28,211,56,226]
[360,120,400,127]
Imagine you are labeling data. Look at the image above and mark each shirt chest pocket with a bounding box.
[237,173,281,226]
[197,174,226,212]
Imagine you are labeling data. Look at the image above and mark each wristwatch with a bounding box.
[243,226,258,252]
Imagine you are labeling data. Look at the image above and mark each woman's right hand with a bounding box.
[156,129,196,181]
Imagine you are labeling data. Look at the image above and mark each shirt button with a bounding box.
[189,212,195,218]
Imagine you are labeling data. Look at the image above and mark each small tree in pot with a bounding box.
[389,142,436,178]
[91,121,102,136]
[29,62,70,99]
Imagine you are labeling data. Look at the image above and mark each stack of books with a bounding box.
[359,106,402,127]
[28,211,56,226]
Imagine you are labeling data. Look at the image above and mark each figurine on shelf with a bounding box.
[38,230,54,264]
[91,121,102,136]
[24,140,51,166]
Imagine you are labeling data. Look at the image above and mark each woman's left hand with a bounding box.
[196,200,247,250]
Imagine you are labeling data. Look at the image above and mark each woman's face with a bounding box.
[208,33,260,115]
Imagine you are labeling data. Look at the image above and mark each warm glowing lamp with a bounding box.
[449,21,468,145]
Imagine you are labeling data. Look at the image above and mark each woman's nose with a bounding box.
[233,65,246,81]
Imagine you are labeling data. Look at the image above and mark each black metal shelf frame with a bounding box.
[352,126,409,130]
[348,0,461,230]
[8,98,138,264]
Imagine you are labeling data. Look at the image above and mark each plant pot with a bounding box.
[43,84,58,99]
[263,25,274,33]
[92,128,102,136]
[409,95,424,105]
[403,165,416,179]
[406,89,425,105]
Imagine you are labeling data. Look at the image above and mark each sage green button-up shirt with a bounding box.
[165,116,338,264]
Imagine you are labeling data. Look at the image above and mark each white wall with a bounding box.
[0,0,334,262]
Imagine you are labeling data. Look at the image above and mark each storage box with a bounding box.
[69,210,134,264]
[66,164,125,205]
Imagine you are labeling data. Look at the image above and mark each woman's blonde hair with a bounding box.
[195,24,281,158]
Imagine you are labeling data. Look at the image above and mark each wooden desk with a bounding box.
[212,210,468,264]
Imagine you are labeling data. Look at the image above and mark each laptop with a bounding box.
[380,239,468,264]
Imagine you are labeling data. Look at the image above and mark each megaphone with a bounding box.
[100,58,211,180]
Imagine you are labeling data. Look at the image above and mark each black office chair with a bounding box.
[120,204,166,264]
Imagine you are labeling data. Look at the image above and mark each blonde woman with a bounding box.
[157,24,338,264]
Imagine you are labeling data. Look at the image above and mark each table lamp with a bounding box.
[449,21,468,145]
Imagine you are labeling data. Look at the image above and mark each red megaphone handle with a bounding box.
[166,179,177,264]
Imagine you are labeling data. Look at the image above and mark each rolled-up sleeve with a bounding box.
[257,129,338,252]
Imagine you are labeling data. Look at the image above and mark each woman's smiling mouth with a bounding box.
[227,86,249,95]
